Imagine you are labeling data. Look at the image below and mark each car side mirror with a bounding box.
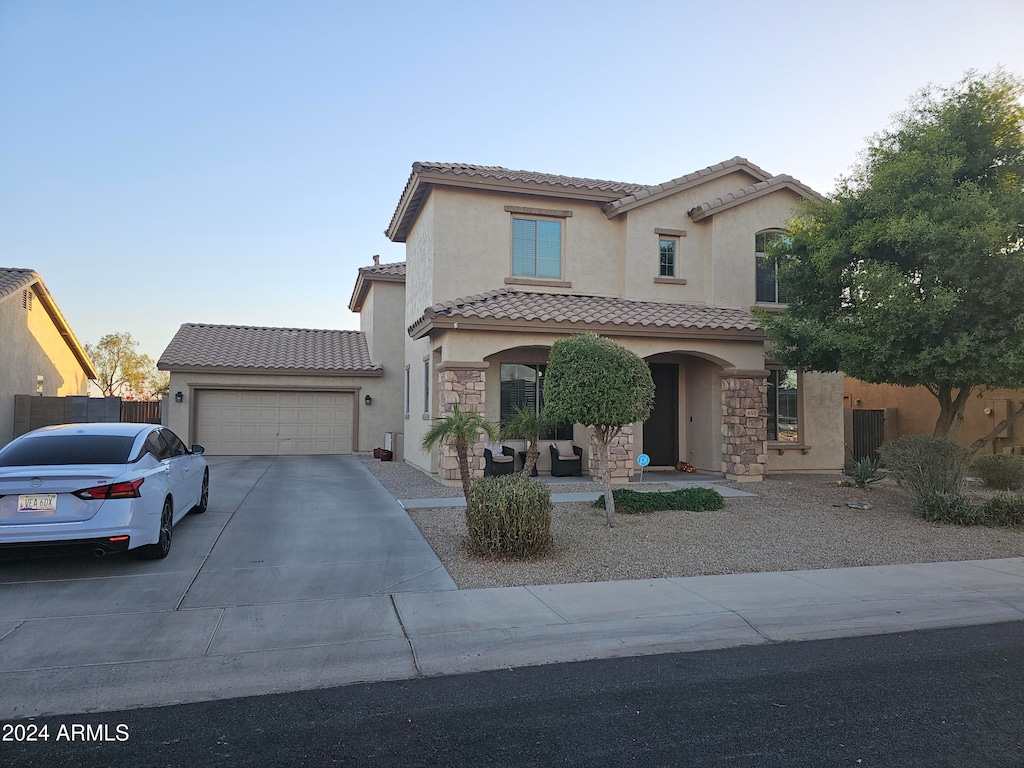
[191,444,205,455]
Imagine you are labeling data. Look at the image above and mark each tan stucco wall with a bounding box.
[362,280,408,452]
[404,191,437,472]
[707,190,806,309]
[164,370,383,451]
[844,379,1024,455]
[0,290,91,444]
[766,371,845,473]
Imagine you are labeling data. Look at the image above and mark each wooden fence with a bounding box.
[13,395,162,438]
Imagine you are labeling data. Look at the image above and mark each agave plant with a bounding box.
[847,455,886,489]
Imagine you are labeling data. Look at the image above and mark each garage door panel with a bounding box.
[197,390,354,456]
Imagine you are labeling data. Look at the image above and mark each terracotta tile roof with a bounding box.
[602,157,772,216]
[359,259,406,277]
[0,267,38,300]
[412,162,648,195]
[409,289,763,339]
[689,175,824,221]
[158,323,381,372]
[348,258,406,312]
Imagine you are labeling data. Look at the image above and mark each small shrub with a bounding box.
[971,453,1024,490]
[845,456,886,489]
[465,473,552,558]
[593,487,724,513]
[915,492,985,525]
[980,492,1024,527]
[878,436,972,500]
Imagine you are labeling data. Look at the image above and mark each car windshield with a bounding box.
[0,435,137,466]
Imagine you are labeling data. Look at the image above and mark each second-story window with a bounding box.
[659,237,677,277]
[755,231,790,304]
[512,217,561,279]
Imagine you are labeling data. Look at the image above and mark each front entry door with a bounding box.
[645,364,679,466]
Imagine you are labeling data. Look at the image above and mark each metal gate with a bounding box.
[852,409,886,463]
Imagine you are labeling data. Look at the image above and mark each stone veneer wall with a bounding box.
[438,367,486,483]
[588,425,634,484]
[721,372,768,481]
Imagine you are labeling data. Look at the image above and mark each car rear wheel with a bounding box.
[136,498,173,559]
[191,470,209,514]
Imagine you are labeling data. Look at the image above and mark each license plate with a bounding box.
[18,494,57,512]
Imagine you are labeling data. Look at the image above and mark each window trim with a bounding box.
[422,358,430,416]
[658,235,678,278]
[404,365,411,419]
[766,367,800,445]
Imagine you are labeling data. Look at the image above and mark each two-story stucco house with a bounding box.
[360,157,844,484]
[0,268,96,444]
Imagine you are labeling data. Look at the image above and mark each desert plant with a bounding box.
[498,405,553,477]
[422,404,499,498]
[846,456,886,489]
[593,487,724,514]
[980,492,1024,527]
[464,473,552,558]
[971,453,1024,491]
[878,435,972,501]
[915,492,985,525]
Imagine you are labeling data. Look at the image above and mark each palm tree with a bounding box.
[499,405,552,477]
[422,404,499,498]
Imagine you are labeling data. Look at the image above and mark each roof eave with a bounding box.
[156,363,384,377]
[407,314,765,342]
[348,270,406,313]
[30,277,98,380]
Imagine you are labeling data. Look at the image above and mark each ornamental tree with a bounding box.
[85,332,159,399]
[542,333,654,527]
[761,70,1024,449]
[421,404,498,499]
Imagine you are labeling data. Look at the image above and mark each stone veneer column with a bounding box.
[721,369,769,482]
[436,362,488,484]
[588,425,634,484]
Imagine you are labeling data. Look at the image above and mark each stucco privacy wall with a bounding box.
[0,287,90,444]
[770,371,845,473]
[164,371,385,452]
[844,379,1024,454]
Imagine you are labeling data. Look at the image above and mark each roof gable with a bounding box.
[689,175,824,221]
[158,323,382,374]
[0,267,97,379]
[348,258,406,312]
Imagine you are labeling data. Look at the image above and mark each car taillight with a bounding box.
[73,478,144,500]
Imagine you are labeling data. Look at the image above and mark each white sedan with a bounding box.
[0,423,208,559]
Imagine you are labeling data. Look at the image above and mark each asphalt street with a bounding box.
[4,621,1023,768]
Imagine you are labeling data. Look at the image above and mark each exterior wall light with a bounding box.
[364,394,372,406]
[175,392,184,403]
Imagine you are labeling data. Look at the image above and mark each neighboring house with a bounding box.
[844,379,1024,456]
[0,268,97,444]
[365,158,845,483]
[159,323,398,455]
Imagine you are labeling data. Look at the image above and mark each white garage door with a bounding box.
[196,390,354,455]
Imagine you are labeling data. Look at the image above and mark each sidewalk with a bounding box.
[4,557,1023,720]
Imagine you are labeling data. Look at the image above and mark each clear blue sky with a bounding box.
[2,1,1023,363]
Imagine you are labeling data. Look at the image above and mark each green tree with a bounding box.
[542,333,655,527]
[85,332,159,398]
[499,405,553,477]
[421,404,499,499]
[761,70,1024,449]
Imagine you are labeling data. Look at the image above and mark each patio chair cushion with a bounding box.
[552,440,579,460]
[491,454,514,463]
[484,441,503,455]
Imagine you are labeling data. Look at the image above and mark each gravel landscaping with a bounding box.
[360,458,1024,590]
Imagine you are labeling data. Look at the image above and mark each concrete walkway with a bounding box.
[1,457,1022,720]
[3,558,1023,719]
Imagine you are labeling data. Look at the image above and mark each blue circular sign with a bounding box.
[637,453,650,467]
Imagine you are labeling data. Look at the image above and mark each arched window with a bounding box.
[755,231,790,304]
